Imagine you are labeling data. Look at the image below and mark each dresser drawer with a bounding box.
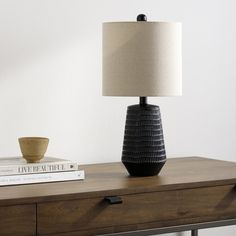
[0,204,36,236]
[37,185,236,235]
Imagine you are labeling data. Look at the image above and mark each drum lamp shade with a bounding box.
[102,22,182,96]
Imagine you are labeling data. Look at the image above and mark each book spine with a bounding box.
[0,162,78,176]
[0,170,85,186]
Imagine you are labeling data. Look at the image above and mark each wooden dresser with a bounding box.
[1,157,236,236]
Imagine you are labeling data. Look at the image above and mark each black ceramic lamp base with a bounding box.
[122,100,166,176]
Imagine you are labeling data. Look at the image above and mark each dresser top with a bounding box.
[1,157,236,205]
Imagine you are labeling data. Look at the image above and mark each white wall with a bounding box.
[0,0,236,235]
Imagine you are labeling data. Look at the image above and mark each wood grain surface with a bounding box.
[37,185,236,235]
[1,157,236,205]
[1,157,236,235]
[0,204,36,235]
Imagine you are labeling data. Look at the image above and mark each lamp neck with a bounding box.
[137,14,148,107]
[140,97,147,106]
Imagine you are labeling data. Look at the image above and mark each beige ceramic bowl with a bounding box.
[18,137,49,163]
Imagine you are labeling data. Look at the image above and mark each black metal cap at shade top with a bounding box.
[137,14,147,22]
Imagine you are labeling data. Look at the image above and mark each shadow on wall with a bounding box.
[176,232,185,236]
[0,1,94,77]
[162,231,186,236]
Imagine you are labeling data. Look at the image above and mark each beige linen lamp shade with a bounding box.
[102,21,182,96]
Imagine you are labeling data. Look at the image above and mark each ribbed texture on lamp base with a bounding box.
[122,104,166,176]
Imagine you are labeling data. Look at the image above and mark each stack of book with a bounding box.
[0,157,84,186]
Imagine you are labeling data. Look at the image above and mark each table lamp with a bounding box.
[102,14,182,176]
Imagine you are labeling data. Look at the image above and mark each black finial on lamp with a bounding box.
[137,14,147,22]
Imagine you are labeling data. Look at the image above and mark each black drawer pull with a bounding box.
[104,196,123,204]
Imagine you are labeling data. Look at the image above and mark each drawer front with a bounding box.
[0,204,36,236]
[38,185,236,235]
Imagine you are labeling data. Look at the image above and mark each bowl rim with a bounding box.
[18,137,49,141]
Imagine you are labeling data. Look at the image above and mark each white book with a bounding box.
[0,170,85,186]
[0,157,78,176]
